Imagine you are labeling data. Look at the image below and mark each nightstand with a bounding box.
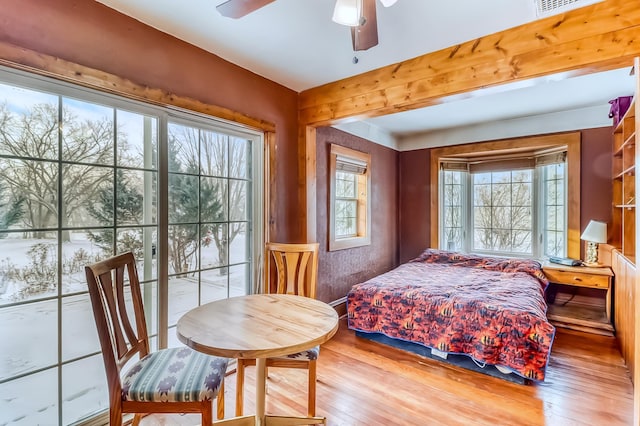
[542,262,614,335]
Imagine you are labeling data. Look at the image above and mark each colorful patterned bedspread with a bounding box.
[347,249,556,381]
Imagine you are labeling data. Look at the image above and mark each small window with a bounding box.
[329,144,370,251]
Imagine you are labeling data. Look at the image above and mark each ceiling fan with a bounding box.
[216,0,398,51]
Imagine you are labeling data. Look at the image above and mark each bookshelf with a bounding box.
[612,97,636,263]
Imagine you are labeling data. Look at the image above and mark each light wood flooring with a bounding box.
[142,318,634,425]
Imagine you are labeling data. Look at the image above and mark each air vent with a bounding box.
[534,0,603,17]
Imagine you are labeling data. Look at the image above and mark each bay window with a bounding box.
[439,147,570,259]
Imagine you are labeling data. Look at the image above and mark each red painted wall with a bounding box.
[399,149,432,263]
[315,127,399,302]
[580,127,614,258]
[0,0,301,242]
[398,127,614,261]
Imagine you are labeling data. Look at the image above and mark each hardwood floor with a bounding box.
[142,319,633,425]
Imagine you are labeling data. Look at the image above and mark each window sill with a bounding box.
[329,235,371,251]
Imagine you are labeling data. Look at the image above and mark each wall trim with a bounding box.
[330,296,348,319]
[0,40,276,133]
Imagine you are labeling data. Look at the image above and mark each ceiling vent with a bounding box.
[534,0,603,17]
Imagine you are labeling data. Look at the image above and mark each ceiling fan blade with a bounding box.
[351,0,379,51]
[216,0,276,19]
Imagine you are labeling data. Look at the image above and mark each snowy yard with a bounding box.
[0,233,249,425]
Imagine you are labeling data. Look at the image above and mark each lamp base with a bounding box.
[584,241,599,265]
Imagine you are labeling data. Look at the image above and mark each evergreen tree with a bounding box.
[86,169,145,257]
[0,181,23,236]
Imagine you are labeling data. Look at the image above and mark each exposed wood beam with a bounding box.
[299,0,640,126]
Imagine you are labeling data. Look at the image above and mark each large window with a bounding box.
[328,144,370,251]
[440,153,568,258]
[0,67,263,425]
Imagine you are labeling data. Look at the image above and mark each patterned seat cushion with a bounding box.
[270,345,319,361]
[121,347,228,403]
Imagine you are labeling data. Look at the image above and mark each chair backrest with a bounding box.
[265,242,319,298]
[85,252,149,402]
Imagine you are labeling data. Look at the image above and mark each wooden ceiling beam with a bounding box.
[299,0,640,126]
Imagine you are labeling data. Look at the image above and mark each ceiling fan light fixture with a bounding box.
[332,0,361,26]
[379,0,397,6]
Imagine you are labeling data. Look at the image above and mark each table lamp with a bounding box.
[580,220,607,266]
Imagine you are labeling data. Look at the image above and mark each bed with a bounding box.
[347,249,556,382]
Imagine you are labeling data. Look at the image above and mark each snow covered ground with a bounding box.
[0,233,249,425]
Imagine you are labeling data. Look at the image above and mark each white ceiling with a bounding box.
[96,0,634,139]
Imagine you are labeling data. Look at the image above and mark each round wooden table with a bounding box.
[176,293,339,426]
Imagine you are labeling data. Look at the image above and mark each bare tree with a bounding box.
[168,125,248,275]
[473,171,532,253]
[0,102,114,239]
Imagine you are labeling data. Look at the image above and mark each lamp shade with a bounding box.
[580,220,607,244]
[379,0,398,6]
[332,0,360,26]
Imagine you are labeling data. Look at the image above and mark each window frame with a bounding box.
[430,132,581,259]
[328,144,371,251]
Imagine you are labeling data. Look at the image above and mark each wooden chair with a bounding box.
[235,242,320,417]
[85,252,228,426]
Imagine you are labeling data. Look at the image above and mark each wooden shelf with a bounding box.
[547,303,614,336]
[611,95,636,264]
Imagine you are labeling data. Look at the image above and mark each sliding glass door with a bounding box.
[0,67,263,425]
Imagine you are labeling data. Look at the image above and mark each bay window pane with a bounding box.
[514,207,532,228]
[492,184,511,206]
[512,230,532,253]
[474,229,491,250]
[492,171,510,183]
[473,173,490,185]
[474,207,490,228]
[473,184,490,206]
[493,207,511,228]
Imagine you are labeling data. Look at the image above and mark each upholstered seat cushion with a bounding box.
[121,347,228,403]
[270,345,319,361]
